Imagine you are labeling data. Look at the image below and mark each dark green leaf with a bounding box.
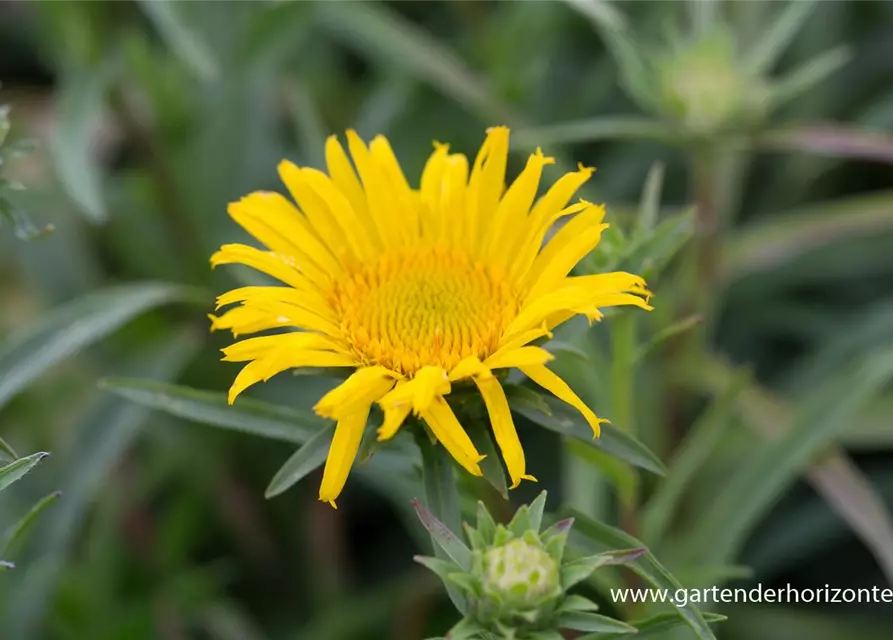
[581,612,726,640]
[264,426,334,499]
[2,491,61,557]
[0,283,200,410]
[556,611,636,634]
[567,511,717,640]
[508,389,666,476]
[137,0,219,82]
[100,378,324,444]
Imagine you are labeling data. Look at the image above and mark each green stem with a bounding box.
[611,313,640,534]
[415,428,467,614]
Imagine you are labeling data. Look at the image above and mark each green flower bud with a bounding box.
[483,537,560,614]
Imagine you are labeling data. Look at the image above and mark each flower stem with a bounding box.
[415,427,467,614]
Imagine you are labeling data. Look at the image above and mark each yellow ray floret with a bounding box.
[212,127,652,506]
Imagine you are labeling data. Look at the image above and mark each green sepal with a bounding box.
[527,491,547,532]
[476,501,497,544]
[445,616,487,640]
[413,554,461,583]
[446,572,481,597]
[508,505,532,537]
[493,524,511,546]
[555,594,600,614]
[464,521,486,552]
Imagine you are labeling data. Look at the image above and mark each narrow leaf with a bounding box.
[137,0,219,82]
[528,491,548,532]
[50,70,109,222]
[756,123,893,165]
[636,162,665,234]
[0,283,199,410]
[411,499,472,572]
[581,612,726,640]
[0,434,18,461]
[769,46,851,108]
[687,348,893,567]
[318,1,514,123]
[635,315,703,362]
[264,426,334,498]
[567,511,717,640]
[509,390,666,476]
[0,452,50,493]
[556,611,636,634]
[2,491,61,556]
[100,378,323,444]
[559,0,627,31]
[744,1,817,73]
[640,370,749,544]
[467,425,508,499]
[513,117,676,149]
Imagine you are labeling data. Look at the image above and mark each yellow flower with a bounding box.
[211,127,652,507]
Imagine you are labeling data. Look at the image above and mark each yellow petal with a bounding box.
[474,376,535,488]
[448,356,492,382]
[470,126,509,253]
[325,134,375,238]
[377,390,413,441]
[486,147,553,264]
[315,366,398,421]
[484,346,554,371]
[221,332,344,362]
[318,407,370,508]
[378,366,450,414]
[228,350,356,404]
[211,243,321,292]
[227,192,340,283]
[523,203,608,300]
[420,397,485,477]
[519,364,605,437]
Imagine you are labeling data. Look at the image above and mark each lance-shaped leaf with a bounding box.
[265,426,334,499]
[0,452,50,494]
[556,611,636,634]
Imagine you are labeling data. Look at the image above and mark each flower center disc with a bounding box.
[330,247,519,376]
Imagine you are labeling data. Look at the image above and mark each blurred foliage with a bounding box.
[0,1,892,639]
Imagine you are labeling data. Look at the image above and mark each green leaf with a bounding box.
[137,0,219,82]
[282,77,327,168]
[769,46,851,108]
[0,196,54,241]
[4,330,198,638]
[561,548,646,589]
[685,347,893,567]
[566,511,717,640]
[556,611,636,634]
[318,1,514,123]
[0,283,199,411]
[721,190,893,283]
[0,452,50,494]
[100,378,324,444]
[0,434,18,462]
[581,612,726,640]
[411,499,471,572]
[640,369,749,544]
[508,390,666,476]
[413,554,460,583]
[636,162,665,234]
[528,491,547,532]
[559,0,627,31]
[513,117,676,149]
[635,315,703,363]
[755,123,893,165]
[50,69,110,222]
[556,594,600,614]
[743,0,817,73]
[415,431,469,614]
[2,491,61,557]
[264,425,334,499]
[467,425,508,499]
[444,617,486,640]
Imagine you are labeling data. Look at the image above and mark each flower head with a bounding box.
[211,127,651,506]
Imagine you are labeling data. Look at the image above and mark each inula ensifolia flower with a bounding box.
[211,127,652,506]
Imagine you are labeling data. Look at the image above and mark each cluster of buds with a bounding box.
[413,492,645,639]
